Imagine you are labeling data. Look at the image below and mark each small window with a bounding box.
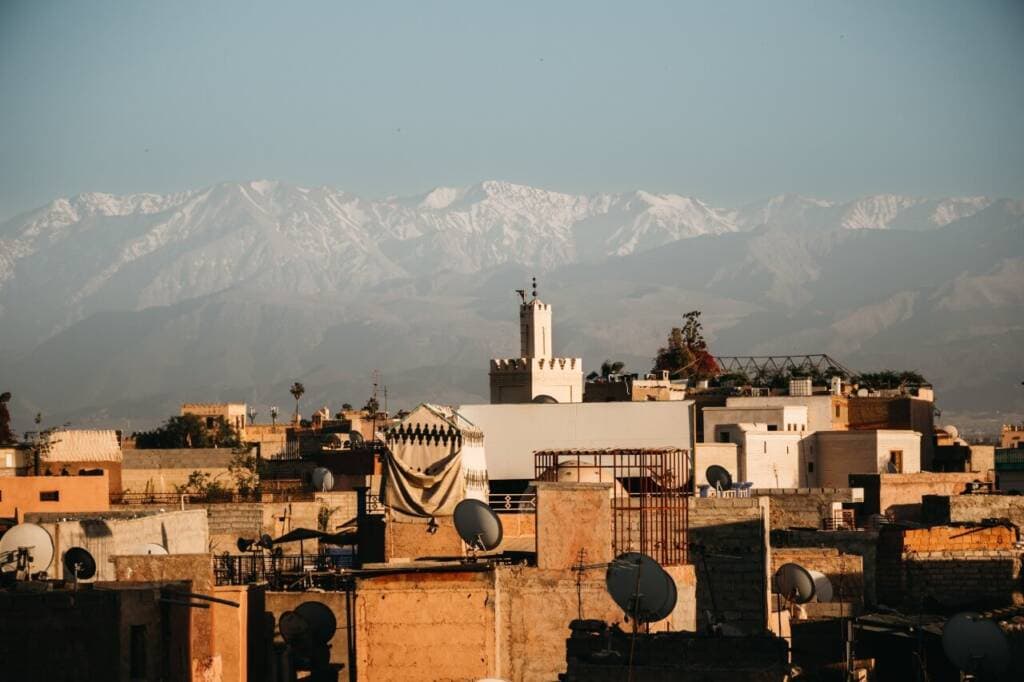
[39,491,59,502]
[887,450,904,474]
[763,441,767,453]
[767,424,778,432]
[835,405,841,418]
[808,462,815,473]
[717,431,731,443]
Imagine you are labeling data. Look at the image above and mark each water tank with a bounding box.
[789,377,812,397]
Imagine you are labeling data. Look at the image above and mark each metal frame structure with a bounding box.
[714,354,856,381]
[534,448,689,565]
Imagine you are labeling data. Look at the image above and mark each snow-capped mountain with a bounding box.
[0,180,1020,434]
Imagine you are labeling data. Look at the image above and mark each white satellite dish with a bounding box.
[774,563,832,604]
[605,552,677,623]
[312,467,335,492]
[453,499,503,551]
[130,543,169,555]
[942,612,1011,679]
[0,522,54,576]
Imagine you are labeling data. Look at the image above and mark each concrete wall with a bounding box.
[726,395,843,433]
[458,401,694,481]
[771,529,880,606]
[266,590,351,672]
[695,442,740,485]
[385,513,464,561]
[743,432,804,488]
[535,481,612,570]
[30,509,210,581]
[703,405,807,442]
[122,448,241,493]
[688,496,771,633]
[0,473,110,519]
[815,430,921,488]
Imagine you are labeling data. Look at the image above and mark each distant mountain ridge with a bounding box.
[0,180,1020,435]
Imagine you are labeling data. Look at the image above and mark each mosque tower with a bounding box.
[489,278,583,404]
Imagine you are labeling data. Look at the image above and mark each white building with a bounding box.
[489,288,583,404]
[703,405,809,443]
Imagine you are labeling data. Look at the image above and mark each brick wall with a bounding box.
[771,529,880,606]
[850,472,985,522]
[922,493,1024,529]
[771,547,864,606]
[204,503,263,553]
[877,524,1023,608]
[688,496,771,633]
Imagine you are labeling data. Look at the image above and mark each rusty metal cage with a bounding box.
[534,448,690,565]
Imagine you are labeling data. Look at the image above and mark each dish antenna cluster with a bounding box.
[312,467,335,492]
[453,499,503,558]
[0,522,54,580]
[279,601,340,677]
[942,612,1011,680]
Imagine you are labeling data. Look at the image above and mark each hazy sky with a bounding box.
[2,0,1023,220]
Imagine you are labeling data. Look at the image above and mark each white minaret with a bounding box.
[519,278,552,359]
[490,277,583,404]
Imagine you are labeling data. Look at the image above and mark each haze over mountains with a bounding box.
[1,180,1021,435]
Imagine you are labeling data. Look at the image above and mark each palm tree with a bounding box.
[289,382,305,423]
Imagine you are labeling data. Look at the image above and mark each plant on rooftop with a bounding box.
[652,310,719,381]
[857,370,928,390]
[134,414,242,449]
[229,451,259,498]
[175,470,227,497]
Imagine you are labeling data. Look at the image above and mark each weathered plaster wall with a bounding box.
[851,472,984,522]
[922,493,1024,529]
[535,482,612,570]
[750,488,856,530]
[266,590,350,671]
[771,547,865,606]
[0,473,110,518]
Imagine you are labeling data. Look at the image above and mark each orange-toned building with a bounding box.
[36,429,123,495]
[0,472,110,520]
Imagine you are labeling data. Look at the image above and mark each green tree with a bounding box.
[134,414,242,449]
[290,382,306,422]
[600,360,626,378]
[228,450,259,497]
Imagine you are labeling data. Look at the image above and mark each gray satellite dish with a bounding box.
[312,467,335,492]
[942,612,1011,678]
[63,547,97,581]
[133,543,169,555]
[0,522,54,575]
[453,499,503,552]
[279,610,310,644]
[705,465,733,490]
[605,552,678,623]
[774,563,817,604]
[295,601,337,644]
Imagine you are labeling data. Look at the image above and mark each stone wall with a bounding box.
[877,524,1023,608]
[536,482,613,570]
[922,493,1024,529]
[385,513,464,561]
[750,488,856,530]
[688,496,771,633]
[770,529,880,606]
[850,472,985,522]
[771,547,865,606]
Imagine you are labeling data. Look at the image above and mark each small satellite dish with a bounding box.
[811,570,833,602]
[0,522,54,575]
[605,552,678,623]
[237,538,254,553]
[295,601,337,644]
[63,547,97,581]
[453,499,503,551]
[134,543,169,555]
[705,465,733,491]
[349,430,364,445]
[258,533,274,549]
[312,467,335,492]
[942,612,1011,678]
[774,563,817,604]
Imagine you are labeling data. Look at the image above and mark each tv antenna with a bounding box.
[942,612,1010,680]
[0,522,54,580]
[62,546,97,589]
[453,498,504,560]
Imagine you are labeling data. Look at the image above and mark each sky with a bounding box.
[1,0,1023,220]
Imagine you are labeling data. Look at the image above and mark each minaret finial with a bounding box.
[532,276,537,300]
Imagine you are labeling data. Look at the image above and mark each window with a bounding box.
[835,405,841,418]
[763,441,767,453]
[130,625,147,680]
[39,491,59,502]
[717,431,731,443]
[767,424,778,432]
[887,450,903,473]
[807,462,815,473]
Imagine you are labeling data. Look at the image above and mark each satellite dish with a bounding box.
[774,563,817,604]
[258,533,274,549]
[295,601,337,644]
[279,610,310,644]
[942,612,1011,678]
[810,570,833,602]
[705,465,733,491]
[312,467,335,492]
[237,538,254,553]
[133,543,169,555]
[453,499,503,551]
[0,522,54,575]
[62,547,97,581]
[349,430,364,445]
[605,552,678,623]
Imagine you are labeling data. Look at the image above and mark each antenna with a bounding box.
[942,612,1011,679]
[312,467,335,492]
[0,522,54,579]
[515,288,526,303]
[453,499,504,558]
[62,546,97,587]
[705,465,733,493]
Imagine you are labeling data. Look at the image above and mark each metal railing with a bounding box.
[488,492,537,513]
[214,552,356,588]
[111,489,315,505]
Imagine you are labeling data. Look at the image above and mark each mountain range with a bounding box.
[1,180,1021,436]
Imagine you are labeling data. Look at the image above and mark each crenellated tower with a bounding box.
[490,278,583,404]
